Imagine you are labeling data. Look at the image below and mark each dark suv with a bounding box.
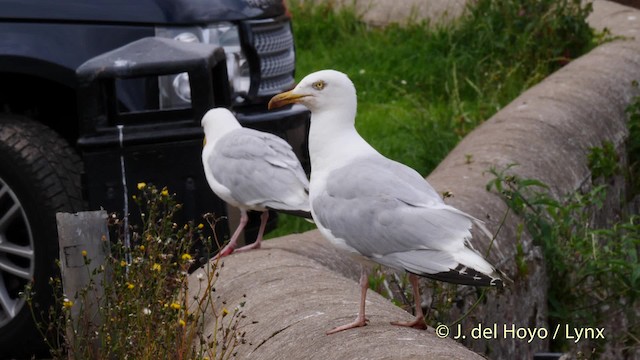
[0,1,309,357]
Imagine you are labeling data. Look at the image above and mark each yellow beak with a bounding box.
[268,90,308,110]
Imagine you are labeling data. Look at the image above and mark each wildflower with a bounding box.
[161,188,169,197]
[197,223,204,229]
[152,263,161,272]
[400,79,407,85]
[181,253,192,261]
[139,245,145,251]
[126,282,135,290]
[120,260,127,267]
[170,302,181,310]
[359,69,366,75]
[196,273,204,282]
[178,319,186,327]
[137,182,146,190]
[132,195,137,200]
[81,250,87,257]
[222,307,229,317]
[62,298,74,309]
[142,308,151,315]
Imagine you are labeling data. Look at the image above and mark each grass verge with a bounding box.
[268,0,598,238]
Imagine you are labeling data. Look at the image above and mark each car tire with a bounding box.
[0,114,84,359]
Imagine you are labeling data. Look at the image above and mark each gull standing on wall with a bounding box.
[201,108,310,257]
[269,70,504,334]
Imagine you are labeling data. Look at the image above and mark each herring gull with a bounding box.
[268,70,504,334]
[201,108,310,257]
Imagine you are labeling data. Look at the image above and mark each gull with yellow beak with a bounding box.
[269,70,504,334]
[201,108,310,257]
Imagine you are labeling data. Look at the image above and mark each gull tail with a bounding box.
[378,247,505,288]
[418,265,504,288]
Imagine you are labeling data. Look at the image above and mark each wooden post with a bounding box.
[56,210,110,358]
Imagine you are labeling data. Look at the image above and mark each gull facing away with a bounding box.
[269,70,504,334]
[201,108,311,257]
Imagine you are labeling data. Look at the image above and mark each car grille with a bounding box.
[246,18,296,97]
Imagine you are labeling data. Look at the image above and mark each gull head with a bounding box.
[268,70,356,114]
[201,108,242,145]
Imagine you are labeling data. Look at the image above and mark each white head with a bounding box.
[268,70,357,118]
[201,108,242,144]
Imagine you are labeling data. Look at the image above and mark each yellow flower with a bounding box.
[222,307,229,317]
[178,319,186,327]
[81,250,87,257]
[137,182,146,190]
[126,282,135,290]
[152,263,161,272]
[120,260,127,267]
[139,245,145,251]
[62,299,74,309]
[132,195,137,200]
[170,302,181,310]
[161,188,169,197]
[197,223,204,229]
[181,253,192,261]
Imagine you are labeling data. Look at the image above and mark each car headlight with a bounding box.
[156,23,250,109]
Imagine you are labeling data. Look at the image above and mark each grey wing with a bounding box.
[209,128,309,210]
[313,156,468,254]
[313,157,499,285]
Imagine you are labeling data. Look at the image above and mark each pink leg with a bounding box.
[216,209,249,258]
[234,210,268,253]
[327,267,369,335]
[391,273,427,329]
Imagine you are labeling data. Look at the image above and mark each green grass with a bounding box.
[267,0,597,238]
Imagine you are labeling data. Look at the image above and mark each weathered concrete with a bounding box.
[190,233,483,360]
[589,0,640,37]
[191,1,640,358]
[423,41,640,360]
[423,1,640,358]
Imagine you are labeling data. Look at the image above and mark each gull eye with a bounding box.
[312,80,326,90]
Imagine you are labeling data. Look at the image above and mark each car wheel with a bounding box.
[0,114,83,358]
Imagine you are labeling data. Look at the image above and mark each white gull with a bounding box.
[201,108,310,257]
[269,70,504,334]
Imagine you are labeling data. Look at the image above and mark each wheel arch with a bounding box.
[0,56,79,148]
